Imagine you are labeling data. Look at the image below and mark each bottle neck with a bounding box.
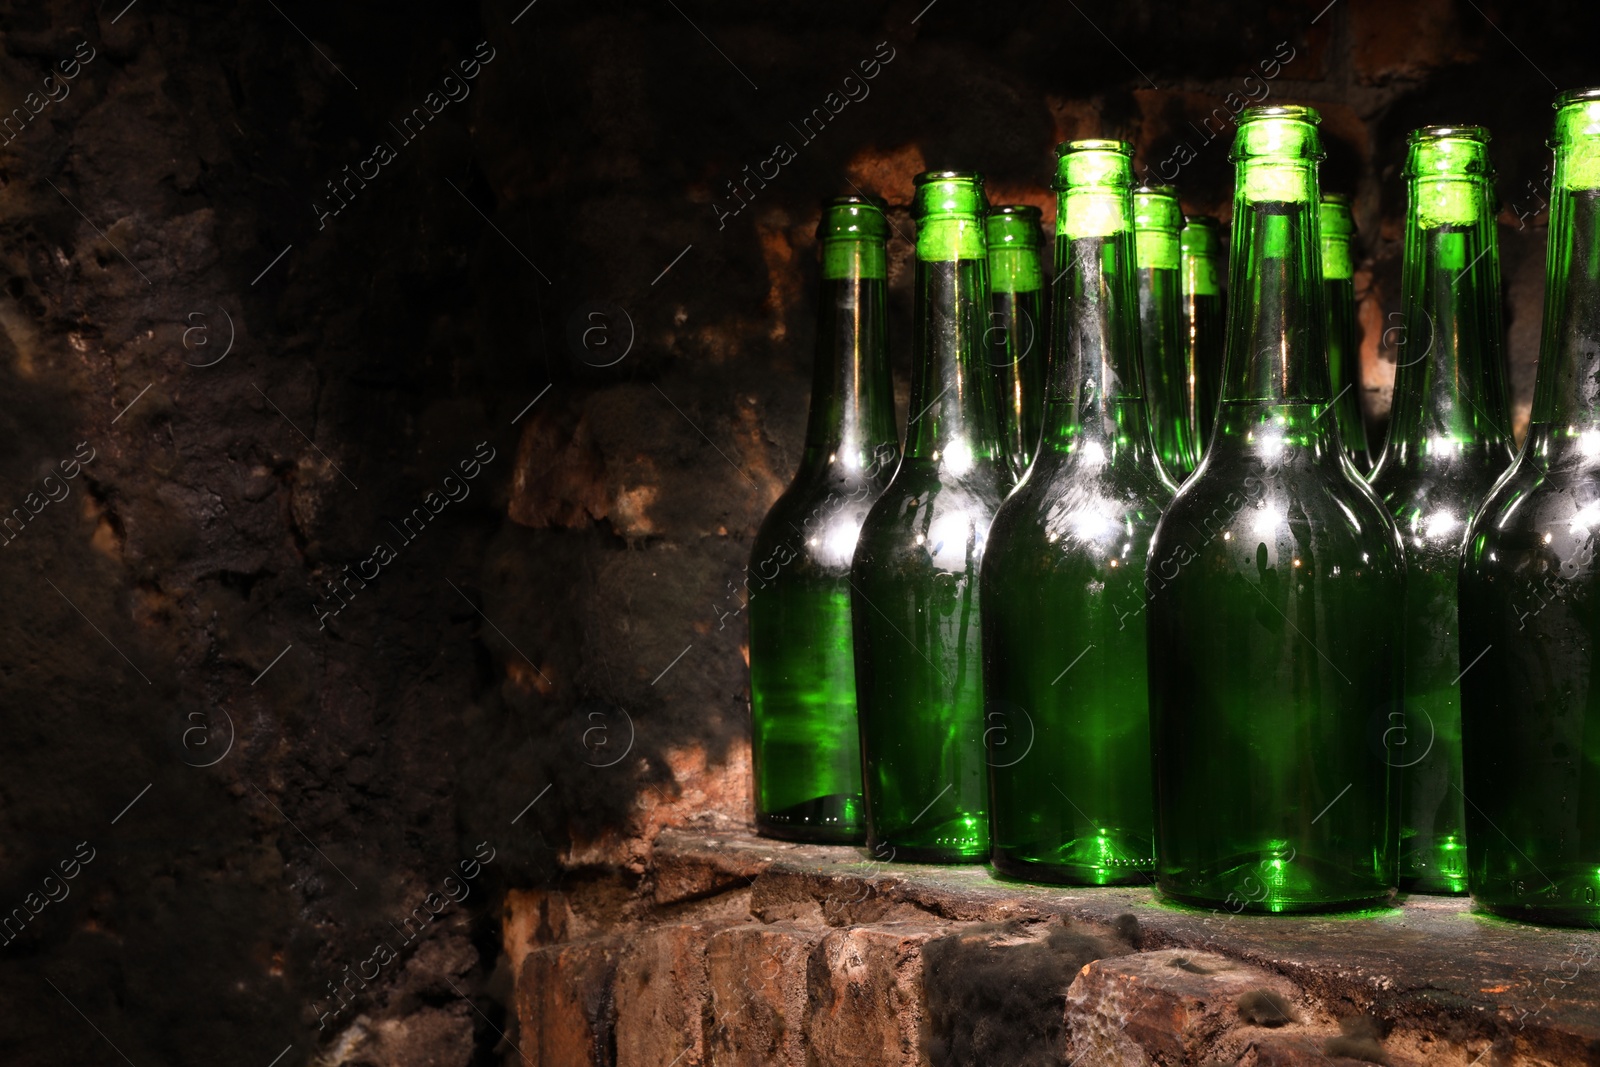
[802,253,898,473]
[1323,272,1366,455]
[1528,186,1600,453]
[1219,196,1329,416]
[1380,210,1510,474]
[1041,225,1160,470]
[906,234,1002,468]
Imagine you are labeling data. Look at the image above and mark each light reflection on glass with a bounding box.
[823,519,862,567]
[1570,503,1600,535]
[1426,435,1460,458]
[1421,509,1459,541]
[1252,506,1282,538]
[926,510,973,565]
[942,438,975,475]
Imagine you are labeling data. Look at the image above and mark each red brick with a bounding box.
[515,936,623,1067]
[614,922,728,1067]
[705,923,826,1067]
[804,923,946,1066]
[1063,947,1307,1066]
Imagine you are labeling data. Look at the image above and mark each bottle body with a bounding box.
[1181,215,1228,450]
[1148,108,1403,912]
[987,206,1046,481]
[1320,194,1370,475]
[984,141,1174,885]
[1136,186,1200,479]
[750,199,899,842]
[853,173,1009,862]
[1369,127,1511,894]
[1460,90,1600,925]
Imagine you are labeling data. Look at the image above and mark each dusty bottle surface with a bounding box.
[1369,126,1511,894]
[852,171,1010,863]
[1460,88,1600,926]
[1147,106,1404,913]
[749,197,900,842]
[983,141,1175,885]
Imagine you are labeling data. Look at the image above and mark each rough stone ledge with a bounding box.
[505,828,1600,1066]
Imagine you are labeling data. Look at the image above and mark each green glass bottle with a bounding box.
[1147,106,1404,912]
[1320,193,1370,474]
[852,171,1010,863]
[982,141,1176,885]
[1369,127,1512,895]
[1135,184,1200,479]
[1181,215,1228,451]
[749,197,900,842]
[1459,88,1600,926]
[986,205,1047,481]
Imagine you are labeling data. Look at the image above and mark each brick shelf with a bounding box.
[504,827,1600,1066]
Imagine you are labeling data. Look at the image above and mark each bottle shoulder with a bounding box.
[1155,456,1404,572]
[853,460,1009,573]
[1463,451,1600,578]
[987,456,1167,560]
[752,465,888,573]
[1369,451,1511,505]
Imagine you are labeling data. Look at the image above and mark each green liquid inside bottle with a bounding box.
[1320,193,1371,475]
[1148,107,1404,913]
[1460,88,1600,925]
[1369,127,1512,895]
[983,140,1175,884]
[852,171,1010,863]
[1181,215,1228,453]
[986,205,1046,483]
[1136,184,1201,479]
[749,197,899,842]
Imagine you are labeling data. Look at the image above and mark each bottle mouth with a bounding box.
[985,205,1043,247]
[1230,105,1325,173]
[1053,139,1134,191]
[913,169,982,185]
[1180,218,1225,256]
[1403,126,1495,183]
[912,170,988,220]
[1239,104,1321,124]
[1319,195,1356,238]
[988,204,1042,219]
[1134,185,1183,234]
[817,197,890,241]
[1408,125,1490,144]
[822,194,888,209]
[1555,87,1600,109]
[1550,89,1600,190]
[1057,139,1130,156]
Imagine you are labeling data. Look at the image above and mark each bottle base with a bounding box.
[867,840,989,865]
[1472,901,1600,928]
[756,794,865,844]
[1158,850,1396,914]
[991,848,1154,887]
[756,821,865,845]
[1398,874,1467,897]
[1156,885,1395,915]
[866,810,988,864]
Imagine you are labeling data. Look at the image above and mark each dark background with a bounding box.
[0,0,1587,1063]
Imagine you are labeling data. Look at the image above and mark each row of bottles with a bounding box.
[748,90,1600,926]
